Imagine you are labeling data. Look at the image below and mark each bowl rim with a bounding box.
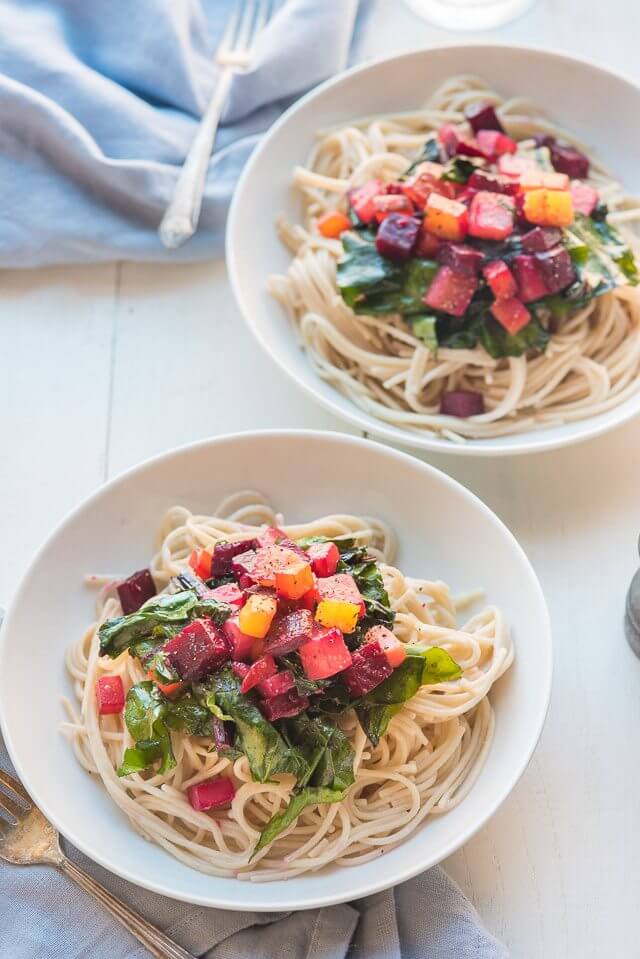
[0,429,552,908]
[226,42,640,458]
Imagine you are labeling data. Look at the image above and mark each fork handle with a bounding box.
[158,66,233,249]
[59,857,195,959]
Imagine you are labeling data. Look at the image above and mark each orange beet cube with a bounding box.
[275,560,314,601]
[315,598,361,634]
[523,189,574,227]
[424,193,468,241]
[317,211,351,238]
[238,594,277,639]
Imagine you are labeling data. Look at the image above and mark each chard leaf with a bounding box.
[154,719,176,774]
[441,156,477,183]
[478,313,550,359]
[207,669,308,783]
[117,739,163,777]
[253,787,345,855]
[282,714,355,792]
[164,696,213,735]
[342,556,395,631]
[123,681,166,742]
[403,136,442,175]
[563,213,639,296]
[411,315,438,351]
[99,591,200,658]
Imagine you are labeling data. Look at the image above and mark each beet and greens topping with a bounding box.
[97,529,461,848]
[318,101,639,418]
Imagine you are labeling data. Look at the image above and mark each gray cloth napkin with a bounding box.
[0,0,360,267]
[0,738,508,958]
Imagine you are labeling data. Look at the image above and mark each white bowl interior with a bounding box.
[227,45,640,456]
[0,432,551,909]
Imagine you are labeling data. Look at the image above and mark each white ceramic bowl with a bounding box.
[0,431,551,908]
[227,44,640,456]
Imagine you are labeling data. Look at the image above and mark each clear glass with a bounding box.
[403,0,536,30]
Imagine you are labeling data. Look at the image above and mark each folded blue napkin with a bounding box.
[0,0,360,266]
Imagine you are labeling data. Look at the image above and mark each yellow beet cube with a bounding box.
[315,599,360,634]
[238,594,277,639]
[424,193,468,241]
[523,189,574,227]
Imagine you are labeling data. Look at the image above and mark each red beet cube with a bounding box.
[230,549,258,581]
[535,246,576,293]
[256,526,287,547]
[375,213,420,261]
[299,628,353,681]
[348,179,384,224]
[208,583,246,608]
[437,242,485,275]
[117,569,156,615]
[414,226,442,259]
[259,689,310,721]
[476,130,517,158]
[257,670,296,699]
[96,675,125,715]
[306,541,340,578]
[570,180,599,216]
[439,390,485,417]
[240,655,277,694]
[438,123,460,157]
[211,539,258,577]
[490,297,531,334]
[365,625,406,667]
[342,640,393,697]
[468,169,515,195]
[187,777,235,812]
[223,615,254,660]
[231,661,250,680]
[165,619,229,681]
[468,191,515,241]
[315,574,366,618]
[483,260,517,299]
[373,193,414,222]
[549,142,589,179]
[264,608,320,656]
[512,255,550,302]
[424,265,477,317]
[521,226,563,254]
[465,101,504,134]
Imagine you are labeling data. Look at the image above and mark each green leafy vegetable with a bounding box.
[564,213,639,295]
[478,313,550,359]
[99,591,198,658]
[411,315,438,351]
[207,669,307,783]
[117,740,163,777]
[164,696,213,735]
[339,550,395,631]
[295,535,356,554]
[441,156,477,184]
[356,646,462,745]
[403,136,441,175]
[123,682,166,742]
[253,787,345,855]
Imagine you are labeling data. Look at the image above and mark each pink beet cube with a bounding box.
[468,191,515,241]
[264,609,320,656]
[424,265,477,318]
[187,777,235,812]
[342,640,393,697]
[208,583,246,608]
[165,619,229,681]
[306,541,340,578]
[257,670,296,699]
[512,255,550,303]
[299,628,353,680]
[223,615,254,660]
[259,689,310,721]
[96,675,125,715]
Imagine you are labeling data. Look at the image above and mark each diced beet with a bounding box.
[533,134,555,149]
[512,255,550,302]
[465,101,504,134]
[211,539,258,577]
[96,675,125,715]
[483,260,517,300]
[223,615,254,660]
[211,716,234,751]
[476,130,517,158]
[231,549,258,581]
[468,169,514,195]
[231,661,250,679]
[365,625,406,668]
[348,179,384,224]
[534,246,576,293]
[259,689,309,721]
[257,670,296,699]
[437,242,485,276]
[549,142,589,179]
[373,193,414,221]
[497,154,539,178]
[521,226,563,254]
[438,123,460,157]
[299,628,353,680]
[468,191,515,241]
[570,180,599,216]
[424,265,477,317]
[342,640,393,697]
[240,655,277,694]
[439,390,485,417]
[306,541,340,578]
[165,619,229,681]
[189,548,212,580]
[264,608,320,656]
[187,777,235,812]
[256,526,287,547]
[117,569,156,615]
[491,297,531,334]
[208,583,245,608]
[315,574,366,618]
[455,137,490,160]
[375,213,420,262]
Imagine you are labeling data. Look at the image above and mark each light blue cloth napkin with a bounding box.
[0,0,360,266]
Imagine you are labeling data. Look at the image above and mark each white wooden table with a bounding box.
[2,2,640,955]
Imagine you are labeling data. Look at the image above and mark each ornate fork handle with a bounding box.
[60,858,195,959]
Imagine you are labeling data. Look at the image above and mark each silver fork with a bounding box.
[158,0,278,249]
[0,766,195,959]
